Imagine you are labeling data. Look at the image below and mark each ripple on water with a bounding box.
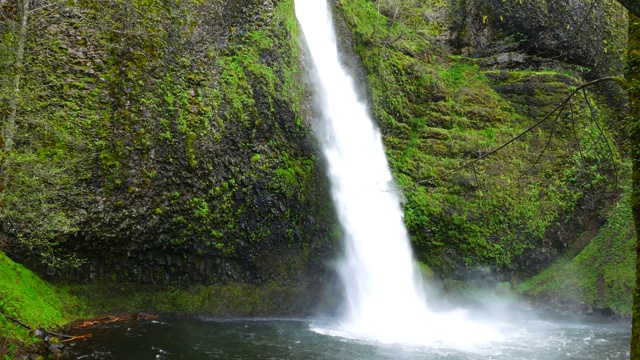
[310,315,630,360]
[71,317,630,360]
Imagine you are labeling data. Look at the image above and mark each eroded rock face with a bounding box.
[449,0,627,77]
[3,0,339,290]
[68,0,338,286]
[331,0,626,284]
[1,0,629,315]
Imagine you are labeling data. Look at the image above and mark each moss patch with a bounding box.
[0,252,85,343]
[335,0,620,277]
[517,167,635,316]
[0,0,338,287]
[65,282,319,317]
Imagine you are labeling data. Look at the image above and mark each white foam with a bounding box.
[294,0,504,349]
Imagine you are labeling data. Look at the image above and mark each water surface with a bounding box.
[73,315,630,359]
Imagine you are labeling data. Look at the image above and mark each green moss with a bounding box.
[518,167,635,316]
[0,17,98,266]
[0,252,86,342]
[65,282,312,317]
[0,0,335,276]
[336,0,620,275]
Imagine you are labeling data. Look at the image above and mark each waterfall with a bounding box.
[294,0,501,346]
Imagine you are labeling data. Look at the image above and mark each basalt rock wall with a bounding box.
[0,0,632,316]
[0,0,339,295]
[334,0,628,283]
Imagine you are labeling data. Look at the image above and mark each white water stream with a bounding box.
[294,0,503,347]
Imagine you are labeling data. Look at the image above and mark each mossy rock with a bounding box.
[335,0,623,279]
[0,0,339,293]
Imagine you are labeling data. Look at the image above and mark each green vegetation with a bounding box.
[0,0,336,281]
[0,0,632,353]
[518,170,635,316]
[65,282,315,317]
[0,0,338,347]
[626,14,640,358]
[0,1,96,267]
[0,251,85,343]
[336,0,620,275]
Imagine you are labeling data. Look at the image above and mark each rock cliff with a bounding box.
[0,0,631,315]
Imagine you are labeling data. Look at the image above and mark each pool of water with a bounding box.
[72,312,630,360]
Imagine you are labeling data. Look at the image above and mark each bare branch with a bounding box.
[30,4,65,29]
[385,77,625,192]
[518,100,564,181]
[568,98,585,163]
[582,88,619,187]
[3,314,74,339]
[575,0,598,34]
[0,9,18,37]
[28,0,66,13]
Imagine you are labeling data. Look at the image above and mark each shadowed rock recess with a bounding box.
[0,0,632,317]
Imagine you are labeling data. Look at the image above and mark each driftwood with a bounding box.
[60,334,92,342]
[72,315,122,329]
[72,313,159,329]
[4,311,159,351]
[4,313,74,339]
[5,315,30,330]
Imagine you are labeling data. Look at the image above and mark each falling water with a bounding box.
[294,0,502,347]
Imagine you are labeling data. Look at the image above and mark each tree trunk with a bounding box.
[629,12,640,360]
[5,0,29,153]
[1,0,29,190]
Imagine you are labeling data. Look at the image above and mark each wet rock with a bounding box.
[47,343,65,353]
[449,0,627,79]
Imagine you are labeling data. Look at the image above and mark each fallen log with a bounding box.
[4,313,74,339]
[60,334,93,342]
[71,313,159,329]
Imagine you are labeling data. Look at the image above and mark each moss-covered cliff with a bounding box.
[334,0,626,282]
[518,170,635,317]
[0,0,340,289]
[0,0,632,332]
[449,0,627,75]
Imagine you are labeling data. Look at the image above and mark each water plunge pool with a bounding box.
[73,312,629,359]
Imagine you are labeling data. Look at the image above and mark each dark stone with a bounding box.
[449,0,627,81]
[47,343,65,353]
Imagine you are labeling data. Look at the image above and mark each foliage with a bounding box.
[0,2,96,267]
[0,251,85,343]
[65,281,315,317]
[518,168,635,316]
[336,0,620,276]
